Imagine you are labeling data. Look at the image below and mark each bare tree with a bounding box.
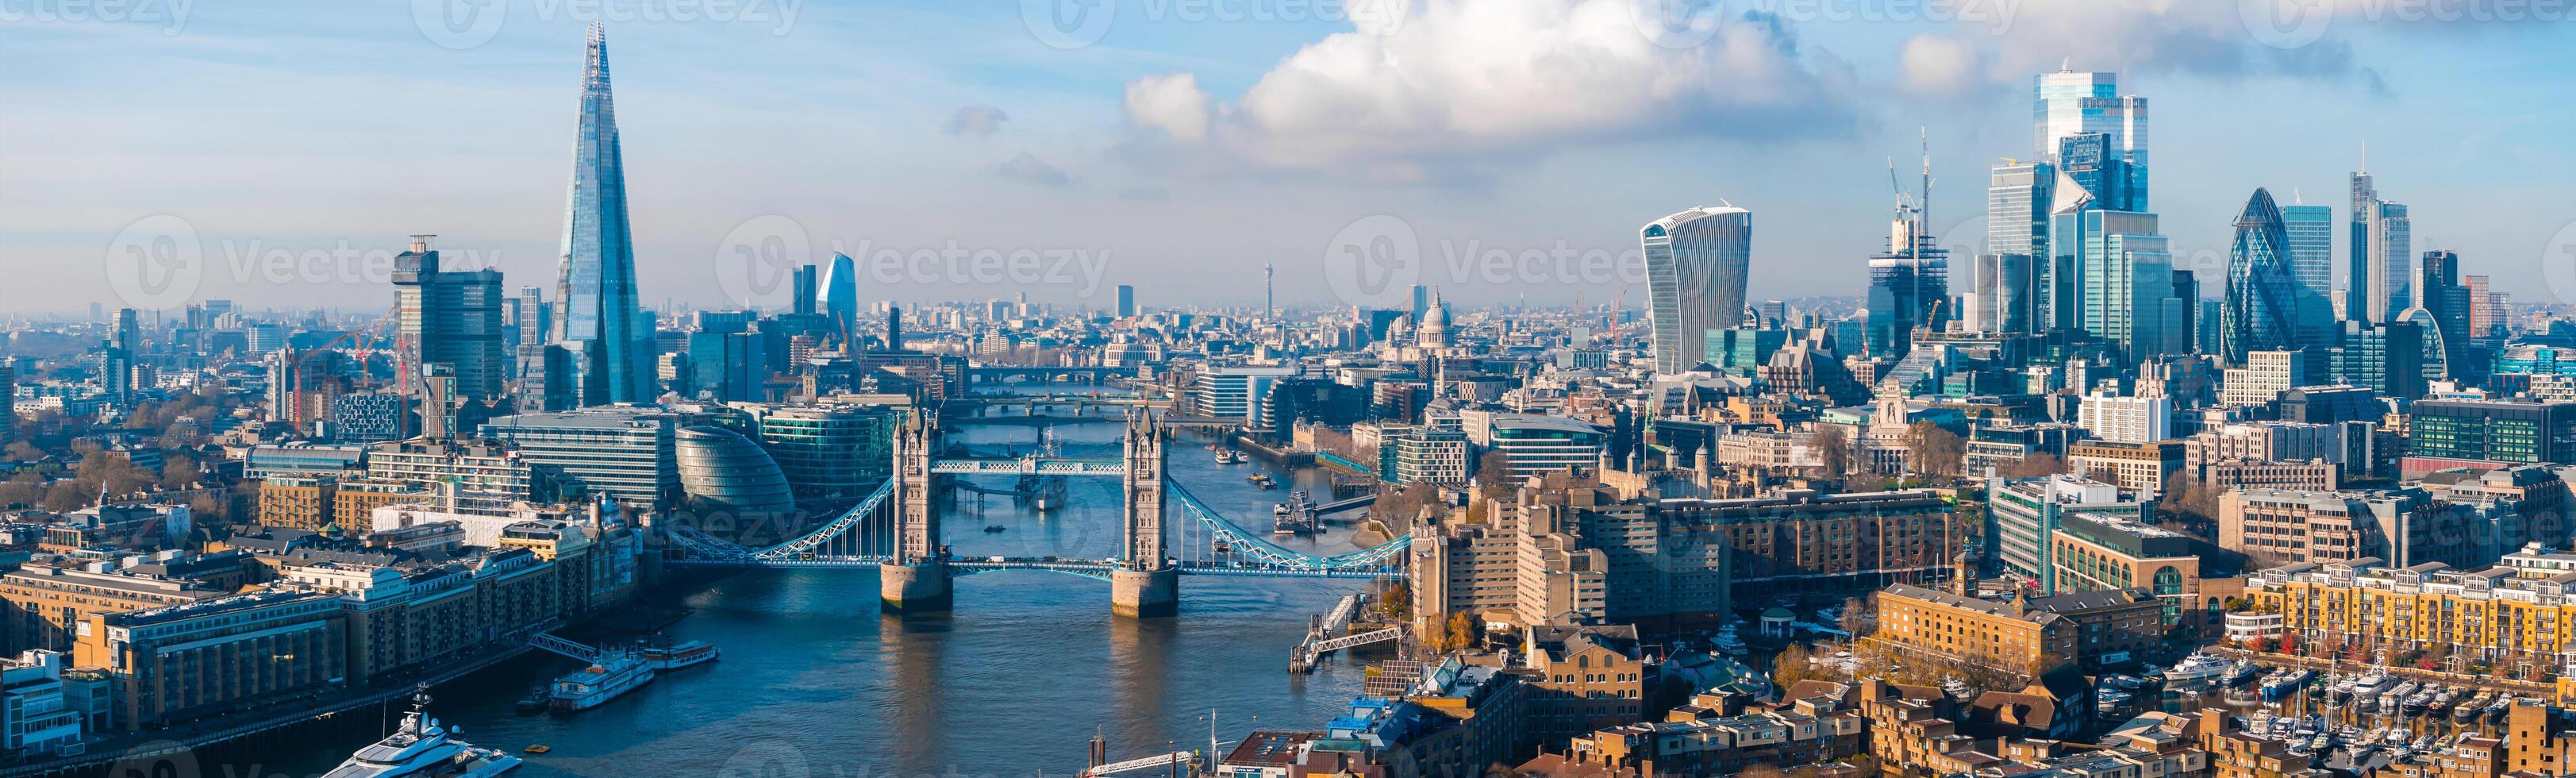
[2001,453,2069,480]
[1811,424,1851,477]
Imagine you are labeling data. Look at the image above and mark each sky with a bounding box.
[2,0,2571,316]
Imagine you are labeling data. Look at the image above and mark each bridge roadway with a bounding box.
[663,554,1402,580]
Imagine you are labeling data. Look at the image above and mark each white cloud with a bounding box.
[942,105,1010,137]
[1116,0,1856,182]
[1939,0,2379,91]
[1897,35,1983,98]
[997,151,1072,187]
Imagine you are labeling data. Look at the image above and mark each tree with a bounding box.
[2,441,40,463]
[1440,611,1483,653]
[41,481,89,513]
[1811,424,1851,477]
[160,453,201,491]
[1771,643,1817,689]
[1904,422,1966,481]
[1838,596,1877,638]
[1474,450,1515,496]
[2001,453,2068,480]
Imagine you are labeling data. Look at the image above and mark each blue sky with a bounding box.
[2,0,2570,314]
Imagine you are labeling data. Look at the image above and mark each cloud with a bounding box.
[1113,0,1859,183]
[1117,186,1171,202]
[996,152,1071,187]
[1901,0,2386,95]
[942,105,1010,137]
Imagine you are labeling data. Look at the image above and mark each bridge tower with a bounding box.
[1111,410,1178,617]
[882,409,952,612]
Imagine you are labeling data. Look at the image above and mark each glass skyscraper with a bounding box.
[818,252,861,343]
[1639,206,1751,374]
[2221,189,2301,364]
[2034,69,2148,208]
[2347,171,2413,325]
[548,23,652,406]
[2056,208,2182,358]
[2281,202,2335,355]
[393,237,506,402]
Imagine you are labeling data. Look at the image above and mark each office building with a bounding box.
[2219,487,2476,568]
[2220,189,2300,364]
[790,264,817,316]
[2080,393,2169,444]
[748,402,900,500]
[1116,284,1135,318]
[1482,414,1607,479]
[684,329,767,403]
[818,252,859,342]
[1874,584,2162,673]
[2405,398,2576,471]
[2219,349,2307,407]
[364,438,539,510]
[2057,206,2182,358]
[1986,475,2143,585]
[675,425,795,515]
[1863,210,1950,358]
[1640,206,1752,373]
[481,408,679,508]
[2347,170,2413,325]
[2049,512,2203,630]
[2282,202,2336,356]
[79,591,347,731]
[2068,440,2185,496]
[2033,69,2147,206]
[2328,320,2424,400]
[391,236,506,400]
[1193,365,1298,422]
[548,24,653,406]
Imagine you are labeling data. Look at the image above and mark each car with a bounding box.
[988,556,1007,563]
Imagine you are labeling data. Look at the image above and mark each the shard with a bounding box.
[548,22,652,406]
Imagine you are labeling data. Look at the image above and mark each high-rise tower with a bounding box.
[2347,168,2413,325]
[548,23,652,406]
[817,252,859,345]
[2221,189,2301,364]
[2034,68,2147,208]
[394,235,506,402]
[1639,206,1752,373]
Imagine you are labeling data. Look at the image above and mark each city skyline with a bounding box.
[2,2,2570,312]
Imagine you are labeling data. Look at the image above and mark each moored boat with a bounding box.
[642,640,719,671]
[548,651,656,713]
[323,688,521,777]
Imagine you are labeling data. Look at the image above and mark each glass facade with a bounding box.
[2222,188,2301,363]
[2282,204,2336,354]
[1639,207,1751,373]
[550,24,652,406]
[2034,70,2147,206]
[2347,171,2413,325]
[2058,209,2182,357]
[2408,399,2576,464]
[675,426,795,514]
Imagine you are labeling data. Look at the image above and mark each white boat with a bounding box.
[2163,653,2231,688]
[549,651,656,713]
[642,641,719,671]
[323,689,521,778]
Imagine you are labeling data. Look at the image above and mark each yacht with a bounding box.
[549,651,656,713]
[323,689,521,778]
[2224,660,2263,687]
[2165,653,2232,690]
[2457,691,2496,723]
[642,640,719,672]
[1213,449,1243,464]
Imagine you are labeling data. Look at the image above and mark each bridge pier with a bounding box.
[1109,568,1178,618]
[881,561,953,613]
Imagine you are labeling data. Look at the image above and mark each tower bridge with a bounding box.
[663,410,1409,617]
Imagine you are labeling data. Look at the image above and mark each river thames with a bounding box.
[258,412,1386,776]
